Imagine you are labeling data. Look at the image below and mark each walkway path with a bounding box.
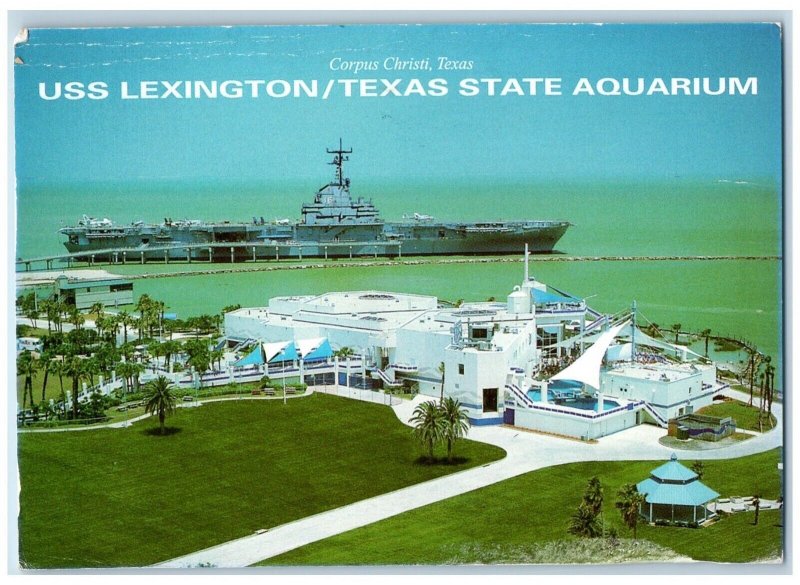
[156,386,782,568]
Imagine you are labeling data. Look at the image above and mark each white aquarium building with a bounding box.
[225,249,727,437]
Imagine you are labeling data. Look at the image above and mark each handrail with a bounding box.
[642,402,669,427]
[505,383,535,408]
[375,368,403,387]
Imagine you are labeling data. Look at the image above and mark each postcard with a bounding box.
[12,19,785,571]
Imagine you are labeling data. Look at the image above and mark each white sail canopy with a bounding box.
[545,322,703,361]
[606,342,633,362]
[628,327,704,359]
[550,320,630,390]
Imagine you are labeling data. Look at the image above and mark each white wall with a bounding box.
[601,365,717,421]
[514,406,638,439]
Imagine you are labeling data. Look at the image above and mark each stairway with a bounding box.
[505,383,535,408]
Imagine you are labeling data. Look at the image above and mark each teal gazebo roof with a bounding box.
[649,458,699,483]
[637,454,719,507]
[637,477,719,507]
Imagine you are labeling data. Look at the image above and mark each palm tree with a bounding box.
[162,339,182,368]
[568,503,602,538]
[188,351,211,388]
[153,300,166,337]
[67,307,85,331]
[117,311,133,345]
[582,476,604,517]
[63,355,88,419]
[645,322,662,339]
[143,376,177,435]
[83,356,101,388]
[53,299,69,333]
[210,348,225,371]
[615,483,646,539]
[334,346,355,359]
[671,323,682,345]
[19,292,40,327]
[746,349,758,406]
[94,314,107,342]
[222,304,242,315]
[51,357,66,398]
[89,302,105,319]
[700,328,712,357]
[691,460,705,480]
[17,350,40,423]
[115,361,134,394]
[766,361,776,421]
[40,298,55,333]
[440,397,469,462]
[39,349,54,402]
[410,400,445,461]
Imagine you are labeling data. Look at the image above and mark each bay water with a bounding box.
[15,178,782,383]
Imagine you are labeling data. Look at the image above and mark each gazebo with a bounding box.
[637,454,720,525]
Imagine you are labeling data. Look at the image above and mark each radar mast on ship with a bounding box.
[327,138,352,189]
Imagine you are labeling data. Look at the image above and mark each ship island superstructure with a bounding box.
[59,141,571,263]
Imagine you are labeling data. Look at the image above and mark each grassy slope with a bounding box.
[263,449,783,565]
[17,394,505,568]
[696,400,778,432]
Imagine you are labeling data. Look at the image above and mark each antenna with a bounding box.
[326,138,352,187]
[631,299,637,362]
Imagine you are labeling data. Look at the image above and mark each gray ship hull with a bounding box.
[59,141,571,264]
[62,221,569,263]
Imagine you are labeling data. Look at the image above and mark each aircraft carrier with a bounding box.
[60,141,571,262]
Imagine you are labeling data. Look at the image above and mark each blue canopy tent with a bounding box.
[233,344,264,367]
[302,338,333,362]
[269,341,298,364]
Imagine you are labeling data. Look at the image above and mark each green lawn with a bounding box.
[262,449,783,566]
[696,400,778,432]
[17,394,505,568]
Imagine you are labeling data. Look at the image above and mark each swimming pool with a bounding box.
[527,381,620,412]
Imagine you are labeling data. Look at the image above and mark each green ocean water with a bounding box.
[15,178,783,382]
[16,178,780,259]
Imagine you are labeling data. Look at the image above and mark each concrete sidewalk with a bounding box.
[155,386,782,568]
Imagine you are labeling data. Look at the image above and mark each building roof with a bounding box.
[532,289,578,305]
[637,477,720,506]
[649,456,699,482]
[233,344,265,367]
[55,278,133,290]
[16,269,130,288]
[270,341,298,363]
[637,454,719,506]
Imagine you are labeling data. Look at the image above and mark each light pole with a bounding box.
[283,366,287,406]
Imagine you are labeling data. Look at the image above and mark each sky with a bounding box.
[13,23,783,184]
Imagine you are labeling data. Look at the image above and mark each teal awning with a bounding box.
[637,477,719,506]
[303,338,332,361]
[233,344,264,367]
[649,458,698,482]
[532,289,579,305]
[270,341,297,363]
[637,455,719,506]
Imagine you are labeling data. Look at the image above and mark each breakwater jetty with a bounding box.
[89,254,781,281]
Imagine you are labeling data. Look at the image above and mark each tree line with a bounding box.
[16,293,239,425]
